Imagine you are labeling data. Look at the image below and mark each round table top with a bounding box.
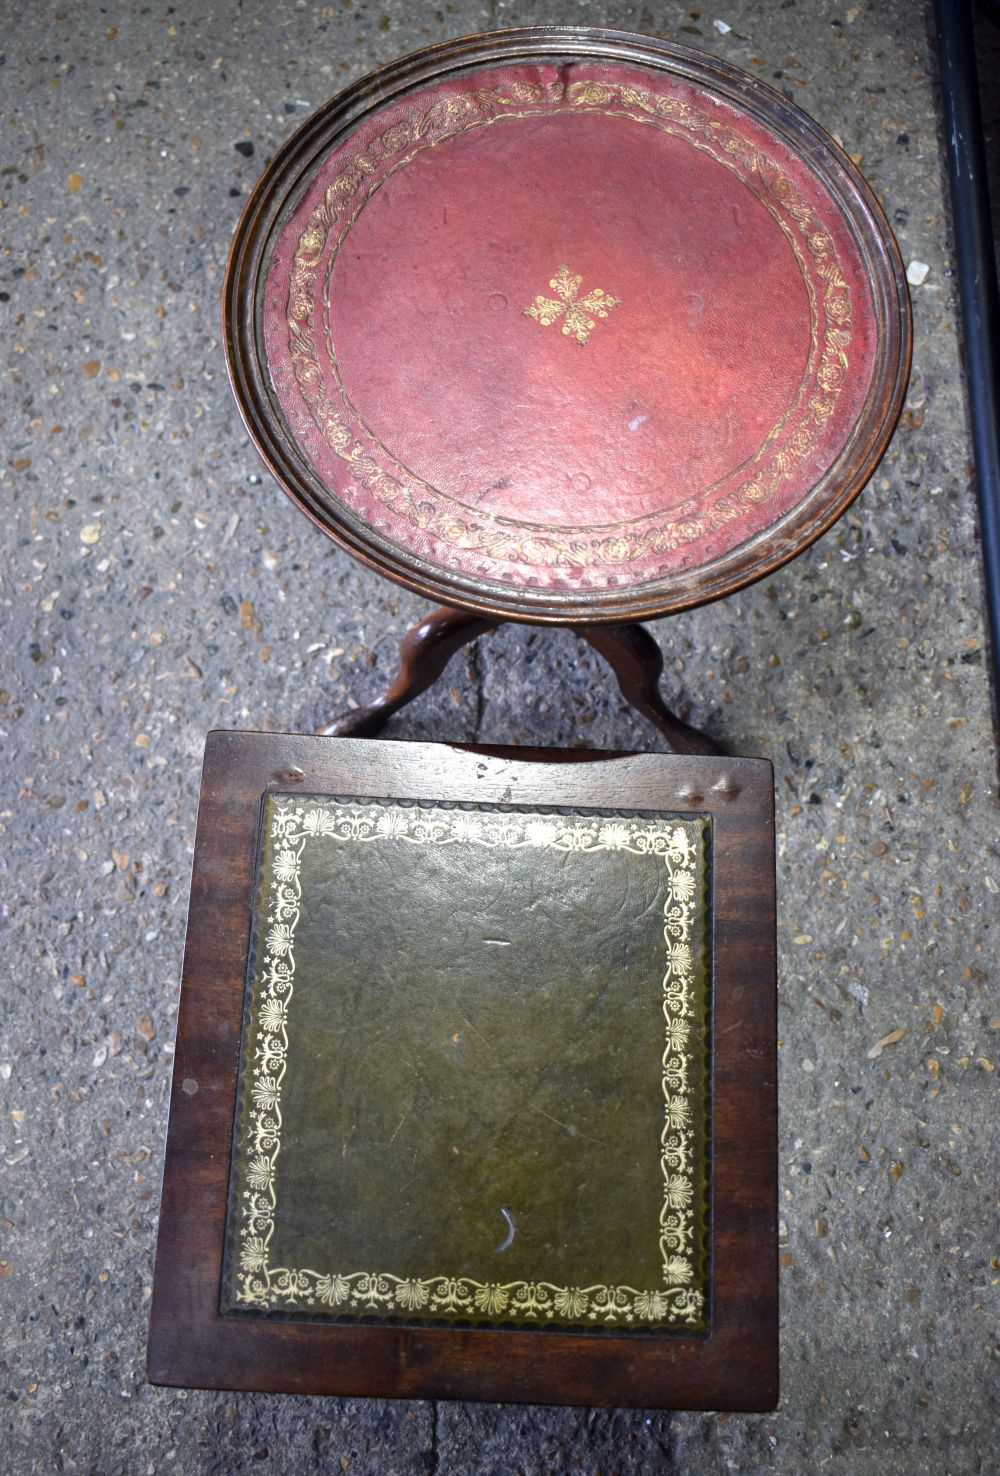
[225,29,910,623]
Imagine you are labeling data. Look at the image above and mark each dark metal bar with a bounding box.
[933,0,1000,710]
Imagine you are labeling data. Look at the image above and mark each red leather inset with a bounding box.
[263,62,877,592]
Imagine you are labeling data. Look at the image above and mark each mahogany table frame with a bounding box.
[148,733,777,1410]
[318,606,721,753]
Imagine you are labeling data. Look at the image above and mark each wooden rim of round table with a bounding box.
[223,27,911,748]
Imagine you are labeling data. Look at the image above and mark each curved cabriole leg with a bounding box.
[576,622,722,756]
[318,606,498,737]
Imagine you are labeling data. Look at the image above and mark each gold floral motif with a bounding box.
[524,264,621,345]
[230,800,706,1329]
[282,74,854,576]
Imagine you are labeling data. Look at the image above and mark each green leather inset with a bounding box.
[221,796,710,1331]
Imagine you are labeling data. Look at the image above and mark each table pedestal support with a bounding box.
[318,606,720,756]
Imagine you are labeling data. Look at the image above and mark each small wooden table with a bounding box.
[223,26,910,748]
[148,733,778,1410]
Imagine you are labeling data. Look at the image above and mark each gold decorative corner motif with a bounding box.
[524,264,622,345]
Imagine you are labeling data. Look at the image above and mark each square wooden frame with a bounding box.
[148,733,777,1409]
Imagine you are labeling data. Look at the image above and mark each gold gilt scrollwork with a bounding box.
[232,802,706,1329]
[282,75,854,576]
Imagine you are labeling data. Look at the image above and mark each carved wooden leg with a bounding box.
[575,622,722,756]
[318,606,499,737]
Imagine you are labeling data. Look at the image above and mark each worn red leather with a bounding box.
[263,62,877,593]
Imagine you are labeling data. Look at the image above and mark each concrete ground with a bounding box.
[2,0,997,1471]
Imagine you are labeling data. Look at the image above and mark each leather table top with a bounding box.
[236,40,909,617]
[222,793,710,1332]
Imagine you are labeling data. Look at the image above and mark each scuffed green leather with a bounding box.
[221,795,710,1331]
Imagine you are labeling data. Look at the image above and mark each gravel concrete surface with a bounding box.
[2,1,997,1472]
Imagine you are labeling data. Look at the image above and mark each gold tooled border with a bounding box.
[228,797,707,1330]
[280,72,853,578]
